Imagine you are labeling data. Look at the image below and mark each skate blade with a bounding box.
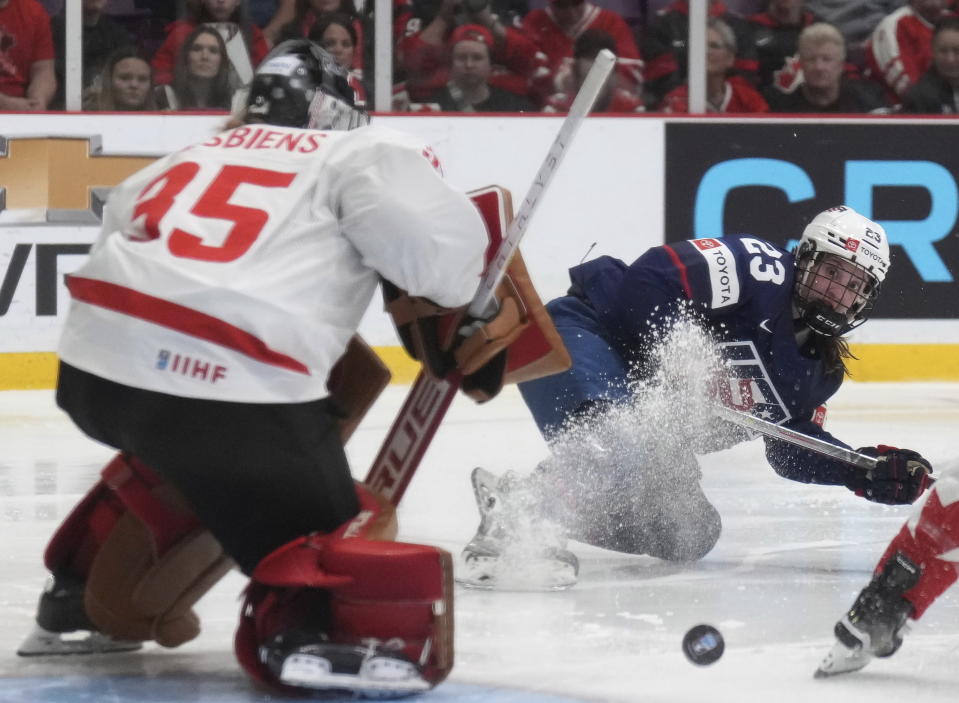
[813,640,871,678]
[456,554,577,592]
[279,652,431,697]
[17,625,143,657]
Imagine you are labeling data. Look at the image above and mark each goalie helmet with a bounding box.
[245,39,369,130]
[793,206,890,337]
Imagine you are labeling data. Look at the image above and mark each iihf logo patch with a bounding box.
[155,349,227,383]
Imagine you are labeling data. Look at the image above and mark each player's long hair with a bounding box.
[811,334,855,377]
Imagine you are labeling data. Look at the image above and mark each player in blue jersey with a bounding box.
[459,206,934,589]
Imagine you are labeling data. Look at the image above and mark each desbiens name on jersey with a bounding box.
[692,238,741,309]
[201,127,328,153]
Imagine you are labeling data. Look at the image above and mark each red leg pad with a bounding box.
[83,454,233,647]
[41,453,232,647]
[43,475,124,578]
[876,474,959,618]
[236,531,453,690]
[43,453,204,577]
[100,453,202,552]
[327,540,453,683]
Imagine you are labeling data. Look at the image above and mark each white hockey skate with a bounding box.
[261,632,432,698]
[814,552,918,678]
[457,467,579,591]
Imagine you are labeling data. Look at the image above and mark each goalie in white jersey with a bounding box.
[18,39,496,698]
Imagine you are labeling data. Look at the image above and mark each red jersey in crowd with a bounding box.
[522,1,643,93]
[865,4,939,100]
[396,25,548,102]
[659,74,769,113]
[0,0,54,98]
[544,85,644,113]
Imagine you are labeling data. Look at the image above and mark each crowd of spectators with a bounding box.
[3,0,959,114]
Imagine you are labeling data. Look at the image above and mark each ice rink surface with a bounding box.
[2,381,958,703]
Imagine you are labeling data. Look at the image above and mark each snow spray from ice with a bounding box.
[494,311,743,579]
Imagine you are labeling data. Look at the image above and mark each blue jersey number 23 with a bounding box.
[742,237,786,285]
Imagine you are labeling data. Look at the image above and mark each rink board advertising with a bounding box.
[664,122,959,318]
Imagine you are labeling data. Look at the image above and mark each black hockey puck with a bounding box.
[682,624,724,665]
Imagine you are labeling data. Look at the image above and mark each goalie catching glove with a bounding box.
[383,278,528,401]
[845,446,933,505]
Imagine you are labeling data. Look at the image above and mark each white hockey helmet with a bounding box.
[793,206,890,336]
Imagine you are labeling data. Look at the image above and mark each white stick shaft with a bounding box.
[467,48,616,318]
[712,404,878,470]
[366,51,615,505]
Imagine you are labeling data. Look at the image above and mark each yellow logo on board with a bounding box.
[0,137,154,211]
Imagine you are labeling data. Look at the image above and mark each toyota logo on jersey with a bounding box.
[692,238,741,309]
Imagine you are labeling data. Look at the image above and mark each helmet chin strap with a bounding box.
[800,300,848,337]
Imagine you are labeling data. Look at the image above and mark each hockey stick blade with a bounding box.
[712,404,878,470]
[365,51,617,506]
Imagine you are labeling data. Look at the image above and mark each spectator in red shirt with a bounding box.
[522,0,642,100]
[424,23,535,110]
[0,0,56,110]
[544,28,644,112]
[152,0,270,86]
[865,0,951,102]
[396,0,547,103]
[660,16,768,113]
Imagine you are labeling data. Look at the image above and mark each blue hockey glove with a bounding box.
[846,446,933,505]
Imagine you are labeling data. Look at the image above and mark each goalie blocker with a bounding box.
[384,186,570,402]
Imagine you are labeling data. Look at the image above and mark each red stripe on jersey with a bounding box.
[67,276,311,376]
[662,244,693,298]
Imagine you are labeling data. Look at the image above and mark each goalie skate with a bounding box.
[457,467,578,591]
[17,575,142,656]
[17,625,142,657]
[261,633,431,698]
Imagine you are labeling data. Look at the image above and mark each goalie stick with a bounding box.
[711,404,878,470]
[364,49,618,505]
